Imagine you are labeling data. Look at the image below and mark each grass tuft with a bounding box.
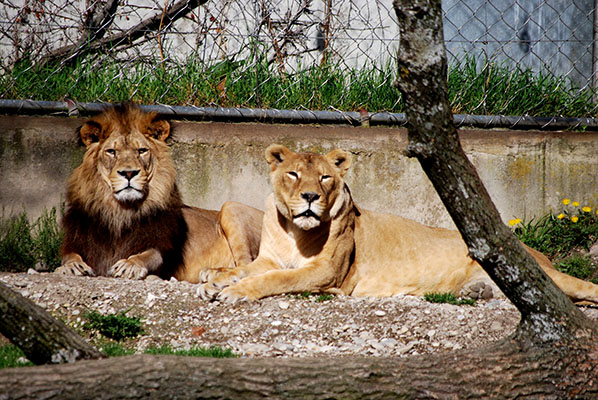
[424,292,476,306]
[84,310,144,342]
[0,344,33,369]
[0,207,63,273]
[144,345,237,358]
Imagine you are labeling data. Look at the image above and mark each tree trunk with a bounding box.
[0,343,596,399]
[391,0,596,345]
[0,281,102,365]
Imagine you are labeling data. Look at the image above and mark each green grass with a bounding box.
[293,292,335,302]
[84,310,144,342]
[144,345,237,358]
[0,207,63,273]
[424,292,476,306]
[0,343,236,369]
[1,55,595,118]
[0,344,33,369]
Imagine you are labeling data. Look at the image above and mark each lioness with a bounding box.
[199,144,598,303]
[55,104,263,282]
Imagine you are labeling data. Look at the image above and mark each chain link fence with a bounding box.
[0,0,597,119]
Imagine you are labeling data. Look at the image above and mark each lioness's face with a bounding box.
[78,105,171,205]
[266,144,351,230]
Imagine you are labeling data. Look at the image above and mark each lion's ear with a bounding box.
[265,144,293,169]
[148,119,171,142]
[326,149,352,177]
[78,121,102,147]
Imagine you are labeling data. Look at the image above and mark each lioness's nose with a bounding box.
[118,169,140,180]
[301,192,320,203]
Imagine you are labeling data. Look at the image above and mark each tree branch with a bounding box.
[0,281,102,365]
[38,0,207,69]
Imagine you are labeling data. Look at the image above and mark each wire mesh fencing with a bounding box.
[0,0,597,119]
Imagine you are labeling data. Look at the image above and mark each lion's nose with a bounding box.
[301,192,320,203]
[118,169,140,181]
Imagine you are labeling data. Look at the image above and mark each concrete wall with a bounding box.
[1,114,598,229]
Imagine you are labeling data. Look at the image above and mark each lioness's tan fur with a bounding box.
[56,104,262,282]
[199,144,598,304]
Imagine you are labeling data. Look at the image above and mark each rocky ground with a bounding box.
[2,271,598,359]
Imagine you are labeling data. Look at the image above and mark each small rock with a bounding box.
[374,310,387,317]
[27,268,39,275]
[271,320,282,327]
[278,301,290,310]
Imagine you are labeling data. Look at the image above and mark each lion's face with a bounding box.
[76,105,173,208]
[98,130,153,204]
[265,144,352,230]
[68,105,177,230]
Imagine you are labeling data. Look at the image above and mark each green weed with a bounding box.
[424,292,476,306]
[84,310,144,342]
[511,200,598,260]
[0,207,63,272]
[555,255,597,281]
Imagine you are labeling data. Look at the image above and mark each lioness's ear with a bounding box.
[265,144,293,169]
[78,121,102,147]
[326,149,352,177]
[148,119,171,142]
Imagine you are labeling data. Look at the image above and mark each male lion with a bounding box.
[198,144,598,303]
[55,104,263,282]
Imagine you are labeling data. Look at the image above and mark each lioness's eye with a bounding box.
[105,149,116,156]
[321,175,331,182]
[287,171,298,180]
[138,148,148,155]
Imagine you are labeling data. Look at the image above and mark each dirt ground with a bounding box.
[2,271,598,358]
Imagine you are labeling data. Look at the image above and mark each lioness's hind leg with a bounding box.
[219,202,263,266]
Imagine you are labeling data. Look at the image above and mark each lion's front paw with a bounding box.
[55,261,95,277]
[199,268,242,288]
[108,259,148,280]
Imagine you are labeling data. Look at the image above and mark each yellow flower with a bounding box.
[571,216,579,223]
[583,206,592,212]
[572,201,579,207]
[562,198,571,205]
[508,218,521,227]
[557,213,565,219]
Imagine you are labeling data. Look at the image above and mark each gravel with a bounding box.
[2,271,598,358]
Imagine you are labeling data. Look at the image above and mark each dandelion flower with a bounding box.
[557,213,565,219]
[572,201,579,207]
[583,206,592,213]
[571,216,579,223]
[562,199,571,205]
[508,218,521,227]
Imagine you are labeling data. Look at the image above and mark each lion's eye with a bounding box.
[105,149,116,157]
[321,175,331,182]
[138,148,148,155]
[287,171,298,180]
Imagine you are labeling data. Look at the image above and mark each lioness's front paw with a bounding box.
[217,283,259,304]
[108,259,148,280]
[55,261,95,277]
[197,283,222,301]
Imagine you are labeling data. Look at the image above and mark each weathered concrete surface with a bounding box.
[1,114,597,229]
